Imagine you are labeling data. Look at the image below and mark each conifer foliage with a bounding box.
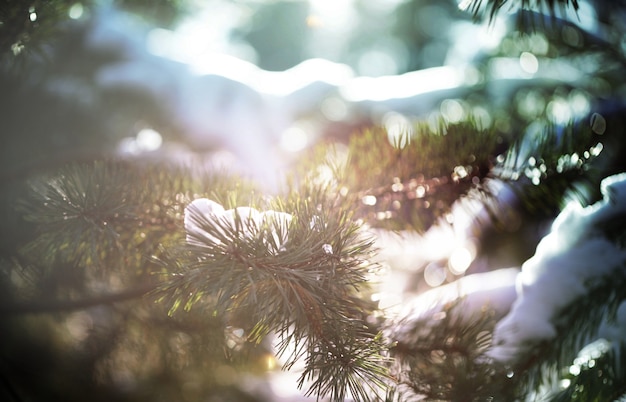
[1,0,626,401]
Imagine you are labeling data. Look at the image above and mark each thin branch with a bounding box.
[0,283,158,315]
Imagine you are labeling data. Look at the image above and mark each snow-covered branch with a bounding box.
[490,173,626,362]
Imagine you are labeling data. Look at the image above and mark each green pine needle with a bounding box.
[509,267,626,400]
[153,187,390,401]
[340,119,498,232]
[387,300,514,401]
[460,0,580,24]
[300,333,391,402]
[493,119,604,216]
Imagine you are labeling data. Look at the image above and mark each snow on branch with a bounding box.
[489,173,626,363]
[184,198,292,254]
[156,196,388,401]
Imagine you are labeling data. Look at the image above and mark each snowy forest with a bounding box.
[1,0,626,401]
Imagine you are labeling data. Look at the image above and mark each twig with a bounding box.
[0,283,158,315]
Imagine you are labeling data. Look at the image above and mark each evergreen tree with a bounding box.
[1,1,625,401]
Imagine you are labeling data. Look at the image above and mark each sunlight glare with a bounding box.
[255,58,354,96]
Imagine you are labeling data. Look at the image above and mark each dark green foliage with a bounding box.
[0,0,184,62]
[506,266,626,401]
[9,158,256,297]
[20,161,143,269]
[0,0,81,60]
[551,340,626,402]
[0,159,269,401]
[387,300,516,401]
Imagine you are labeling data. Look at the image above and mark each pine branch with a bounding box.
[16,158,255,268]
[550,339,626,402]
[300,331,390,402]
[508,268,626,400]
[0,0,78,60]
[337,119,499,233]
[18,161,146,268]
[459,0,580,24]
[153,192,390,401]
[386,299,515,401]
[492,118,605,216]
[0,282,157,315]
[10,158,258,315]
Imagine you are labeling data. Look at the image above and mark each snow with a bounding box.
[386,268,519,344]
[384,173,626,363]
[184,198,226,247]
[489,173,626,362]
[184,198,292,254]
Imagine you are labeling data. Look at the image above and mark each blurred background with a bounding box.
[3,0,621,188]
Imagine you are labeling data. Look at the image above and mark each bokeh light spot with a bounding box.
[529,33,549,55]
[440,99,464,123]
[547,98,571,124]
[119,128,163,155]
[362,195,377,206]
[519,52,539,75]
[320,96,348,121]
[424,262,446,287]
[29,7,37,22]
[449,246,473,275]
[69,3,84,19]
[383,112,412,148]
[136,128,163,151]
[280,126,309,152]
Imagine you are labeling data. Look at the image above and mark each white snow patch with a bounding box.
[489,173,626,362]
[184,198,292,254]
